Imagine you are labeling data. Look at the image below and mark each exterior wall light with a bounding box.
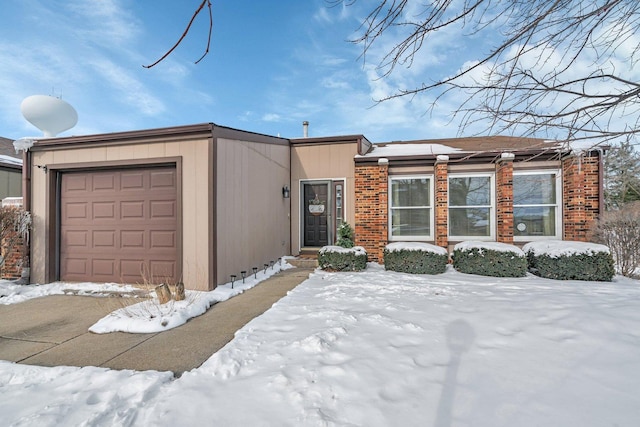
[282,185,290,198]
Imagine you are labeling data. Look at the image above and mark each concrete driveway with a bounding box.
[0,268,312,377]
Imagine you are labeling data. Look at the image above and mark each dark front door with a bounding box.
[303,183,329,247]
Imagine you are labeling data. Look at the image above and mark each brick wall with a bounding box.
[495,158,514,243]
[355,162,388,261]
[1,231,25,279]
[563,154,600,241]
[435,160,448,248]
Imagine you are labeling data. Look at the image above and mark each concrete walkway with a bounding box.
[0,267,312,377]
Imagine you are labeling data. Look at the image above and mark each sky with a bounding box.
[0,0,503,143]
[2,253,640,425]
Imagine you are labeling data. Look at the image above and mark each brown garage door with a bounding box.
[60,166,178,284]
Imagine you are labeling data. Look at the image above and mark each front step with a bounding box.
[288,257,318,268]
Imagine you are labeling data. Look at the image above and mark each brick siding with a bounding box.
[355,163,388,261]
[495,158,514,243]
[563,154,600,241]
[435,160,448,248]
[354,151,602,263]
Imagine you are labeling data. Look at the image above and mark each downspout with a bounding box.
[20,149,32,284]
[597,148,605,217]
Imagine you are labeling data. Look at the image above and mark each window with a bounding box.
[448,174,494,239]
[389,176,433,240]
[513,171,560,239]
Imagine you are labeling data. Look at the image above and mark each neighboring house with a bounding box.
[23,124,604,290]
[0,137,23,201]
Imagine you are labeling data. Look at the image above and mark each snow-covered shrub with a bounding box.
[384,242,448,274]
[452,242,527,277]
[336,222,355,248]
[524,240,615,282]
[591,203,640,278]
[318,245,367,271]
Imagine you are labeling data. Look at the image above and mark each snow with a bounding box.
[356,143,462,158]
[523,240,611,257]
[90,261,293,333]
[0,154,22,166]
[319,245,367,256]
[386,241,449,255]
[2,264,640,426]
[0,282,145,305]
[454,240,525,256]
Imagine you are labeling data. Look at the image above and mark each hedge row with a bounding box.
[383,242,448,275]
[317,240,615,281]
[452,242,527,278]
[318,246,367,271]
[523,241,614,282]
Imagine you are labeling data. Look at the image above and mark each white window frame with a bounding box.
[448,172,496,241]
[513,170,562,242]
[388,175,435,241]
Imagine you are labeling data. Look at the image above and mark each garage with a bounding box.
[59,165,178,284]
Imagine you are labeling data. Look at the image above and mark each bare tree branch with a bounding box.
[143,0,213,69]
[335,0,640,146]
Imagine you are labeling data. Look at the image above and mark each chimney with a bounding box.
[303,121,309,138]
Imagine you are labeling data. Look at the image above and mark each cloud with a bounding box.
[88,58,165,116]
[262,113,282,122]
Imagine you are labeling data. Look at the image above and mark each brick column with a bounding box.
[355,159,389,262]
[563,154,600,241]
[435,155,449,249]
[377,159,389,260]
[496,154,514,244]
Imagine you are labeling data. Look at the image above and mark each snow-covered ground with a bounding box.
[2,264,640,426]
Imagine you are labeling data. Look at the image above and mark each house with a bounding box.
[22,123,604,290]
[0,137,23,201]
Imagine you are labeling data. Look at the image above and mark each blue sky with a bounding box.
[2,0,494,142]
[9,0,622,144]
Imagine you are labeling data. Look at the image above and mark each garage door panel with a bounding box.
[150,200,176,218]
[121,201,145,219]
[150,230,176,248]
[65,230,88,247]
[92,174,116,191]
[93,230,116,248]
[93,202,116,220]
[149,261,175,280]
[120,172,144,190]
[63,175,88,192]
[150,170,176,188]
[60,166,178,284]
[63,258,88,276]
[92,259,115,276]
[65,202,88,219]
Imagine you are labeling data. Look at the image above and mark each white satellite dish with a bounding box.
[20,95,78,137]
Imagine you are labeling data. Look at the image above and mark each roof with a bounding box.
[356,135,566,163]
[0,137,21,159]
[0,137,22,170]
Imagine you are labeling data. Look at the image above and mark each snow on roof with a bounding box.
[0,154,22,166]
[454,241,525,256]
[357,143,462,158]
[385,241,448,255]
[523,240,610,257]
[319,245,367,255]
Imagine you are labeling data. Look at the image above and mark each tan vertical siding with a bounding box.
[216,138,291,286]
[291,143,357,253]
[29,138,212,290]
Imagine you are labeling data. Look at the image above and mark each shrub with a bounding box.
[336,222,355,248]
[591,202,640,277]
[524,240,615,282]
[452,242,527,277]
[384,242,448,274]
[318,245,367,271]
